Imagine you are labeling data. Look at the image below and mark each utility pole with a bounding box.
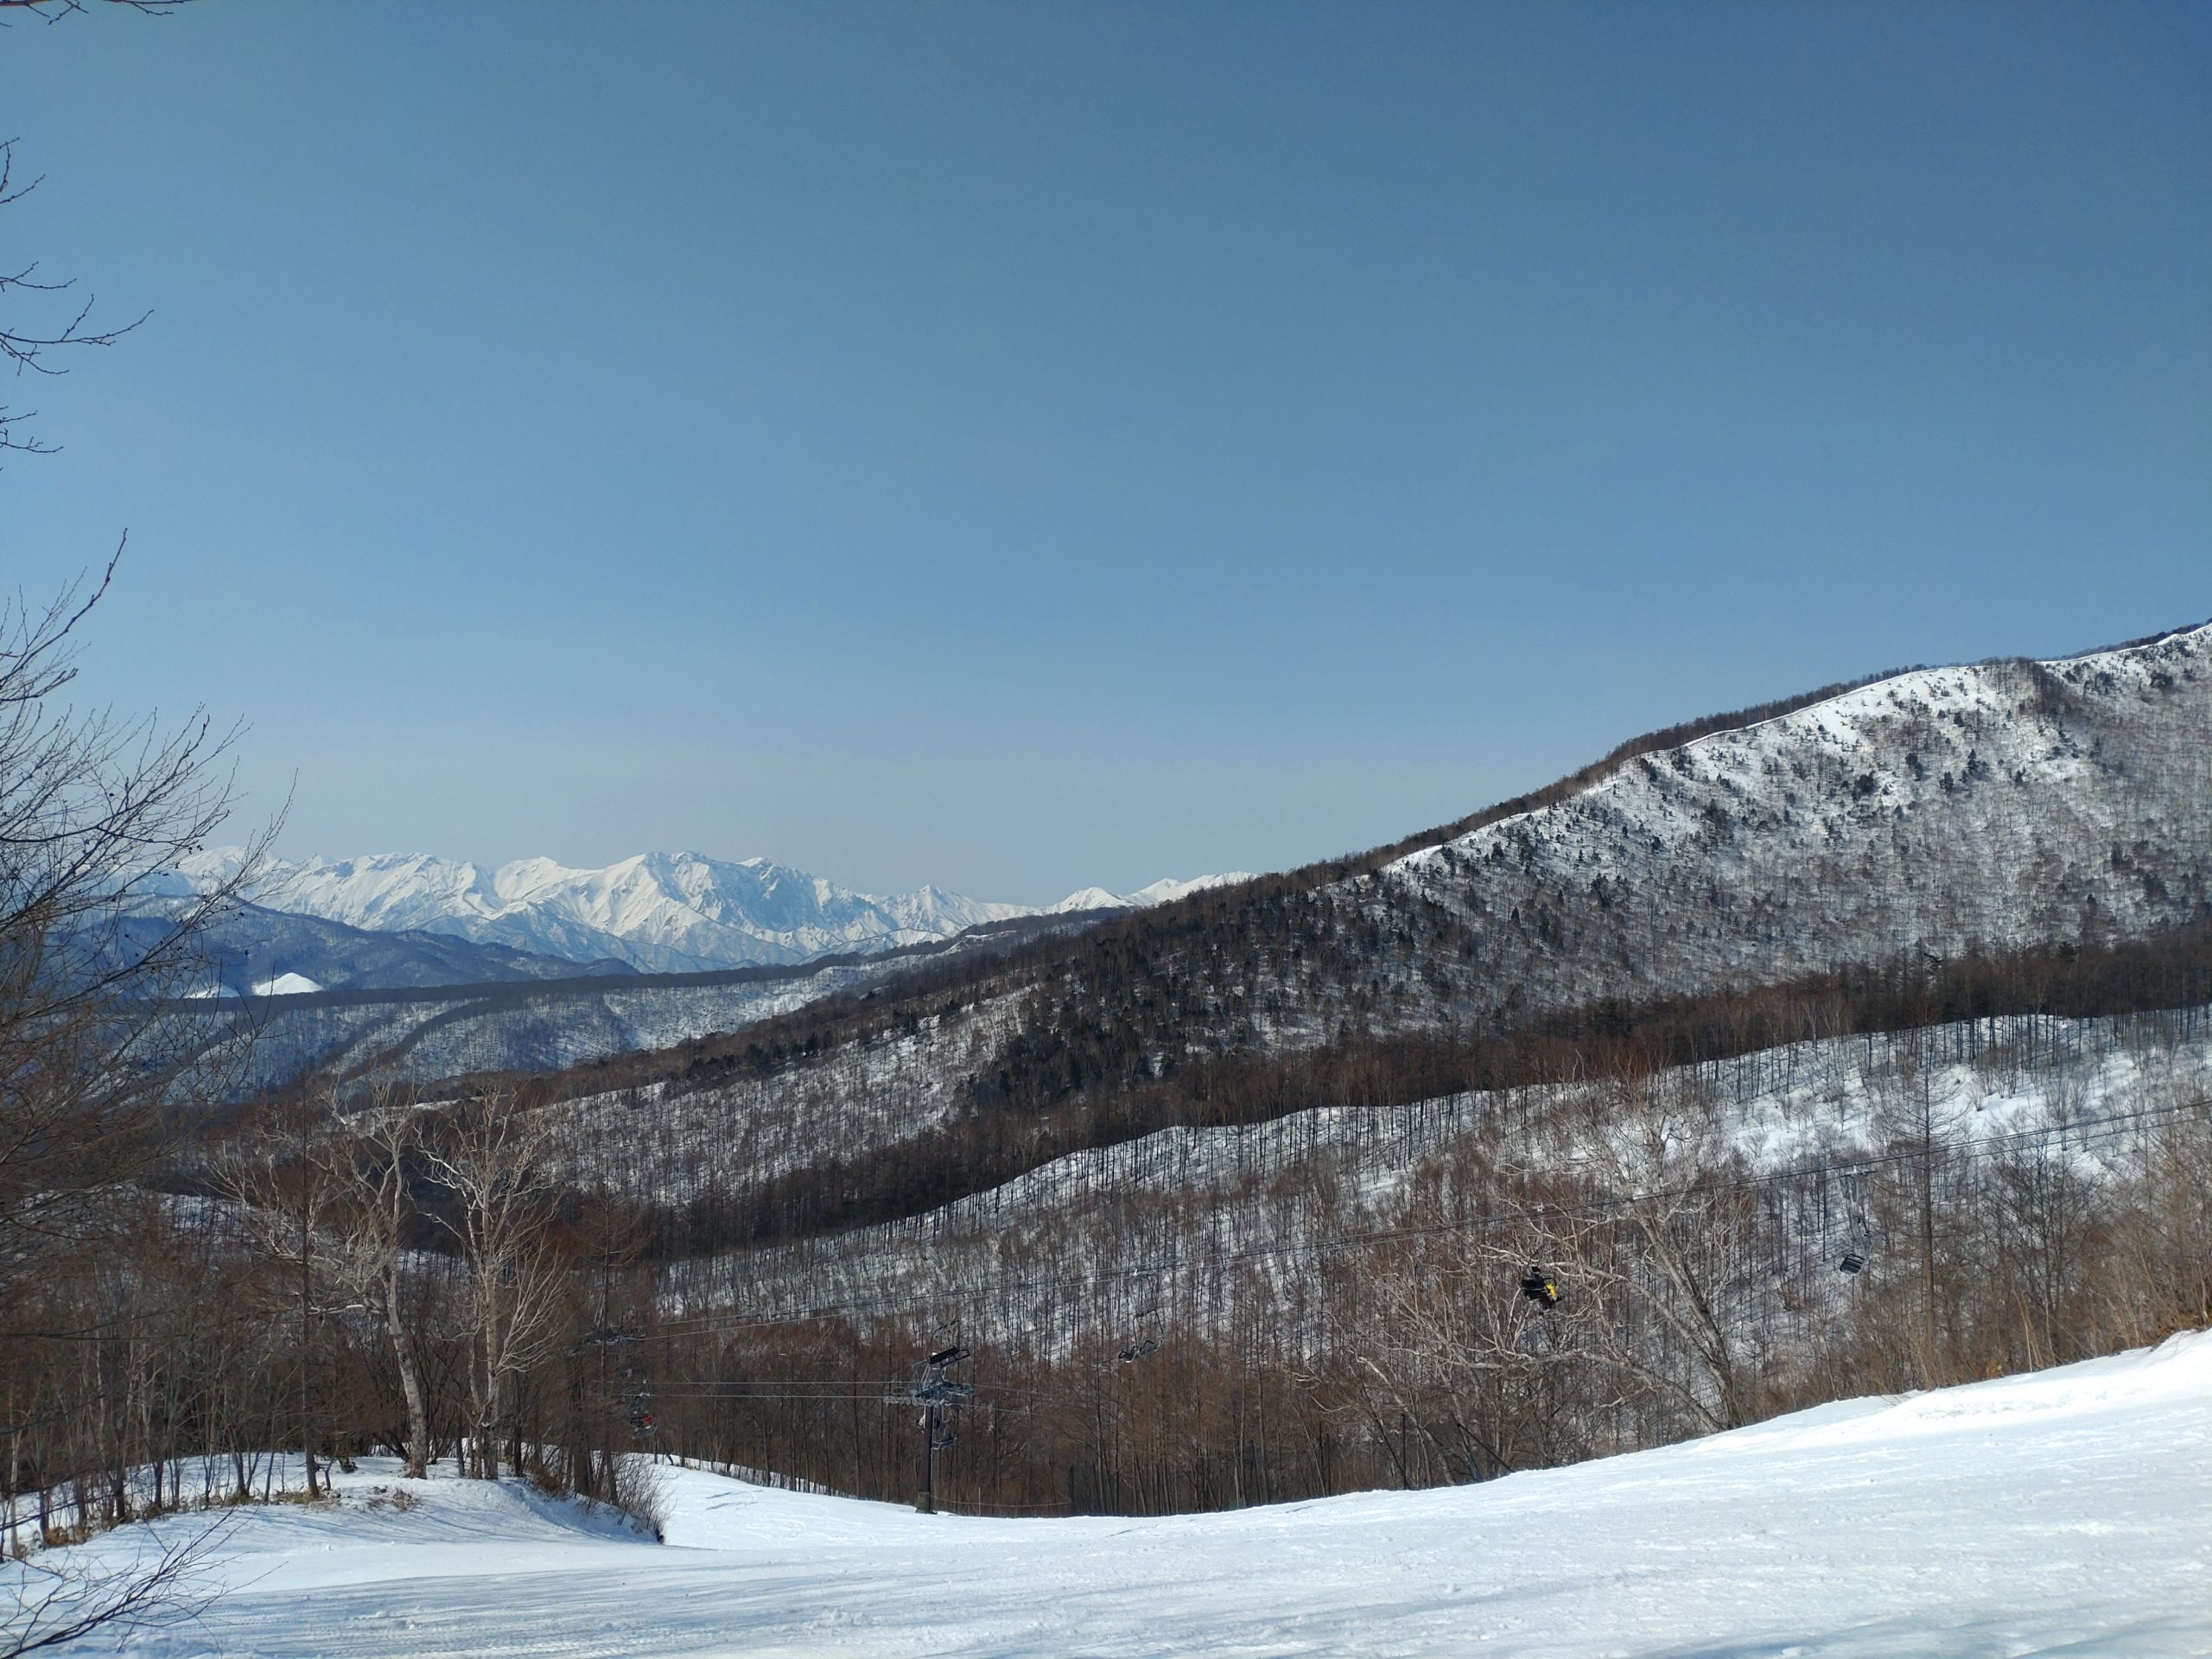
[920,1400,937,1515]
[570,1323,640,1495]
[300,1205,317,1499]
[1920,1124,1937,1385]
[906,1346,972,1514]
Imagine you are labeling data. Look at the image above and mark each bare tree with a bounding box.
[0,129,157,463]
[1502,1069,1770,1435]
[1870,1045,1967,1386]
[0,556,276,1242]
[212,1100,342,1499]
[0,12,259,1649]
[416,1092,568,1479]
[317,1090,436,1478]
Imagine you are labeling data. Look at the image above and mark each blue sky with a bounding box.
[6,2,2207,904]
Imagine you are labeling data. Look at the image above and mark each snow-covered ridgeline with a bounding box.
[1046,871,1259,912]
[1363,621,2212,1024]
[175,847,1250,975]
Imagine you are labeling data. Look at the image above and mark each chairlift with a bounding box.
[1118,1338,1160,1363]
[926,1345,970,1370]
[1519,1268,1559,1310]
[571,1324,642,1353]
[908,1376,975,1405]
[1837,1168,1872,1277]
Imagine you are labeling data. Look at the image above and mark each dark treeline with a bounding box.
[3,1088,667,1548]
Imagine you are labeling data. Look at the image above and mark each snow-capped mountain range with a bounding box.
[176,849,1252,976]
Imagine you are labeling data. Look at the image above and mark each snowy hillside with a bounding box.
[180,847,1248,976]
[150,910,1097,1096]
[159,621,2212,1100]
[1363,620,2212,1031]
[22,1332,2209,1656]
[650,1001,2212,1355]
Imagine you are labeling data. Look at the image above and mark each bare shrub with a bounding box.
[610,1457,667,1541]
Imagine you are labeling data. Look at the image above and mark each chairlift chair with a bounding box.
[1836,1169,1872,1278]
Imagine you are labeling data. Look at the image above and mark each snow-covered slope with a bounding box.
[658,1003,2212,1357]
[1308,620,2212,1043]
[181,849,1250,975]
[24,1332,2210,1656]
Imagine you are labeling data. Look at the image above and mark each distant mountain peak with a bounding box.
[177,848,1247,977]
[1047,873,1258,913]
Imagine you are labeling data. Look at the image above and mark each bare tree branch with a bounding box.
[2,1511,229,1657]
[0,2,197,22]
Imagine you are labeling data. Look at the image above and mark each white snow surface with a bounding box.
[176,847,1252,973]
[181,973,325,1000]
[250,972,324,997]
[27,1332,2211,1657]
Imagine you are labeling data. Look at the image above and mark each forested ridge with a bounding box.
[453,620,2212,1258]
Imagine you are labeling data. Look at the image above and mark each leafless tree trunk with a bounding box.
[416,1092,568,1480]
[213,1103,341,1498]
[315,1093,436,1478]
